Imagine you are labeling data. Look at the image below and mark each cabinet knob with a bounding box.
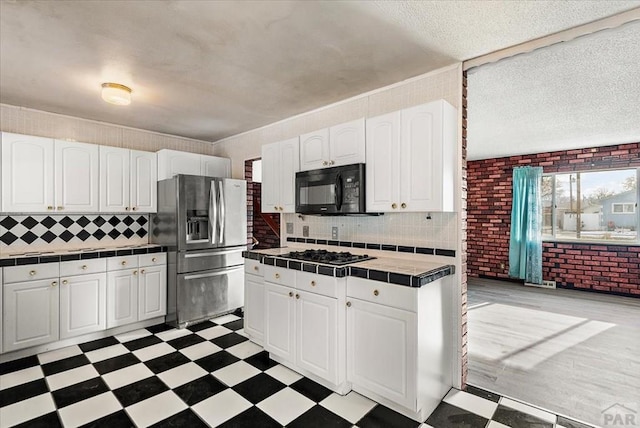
[141,269,146,274]
[47,206,53,210]
[322,161,328,166]
[279,206,283,211]
[62,280,68,285]
[152,257,157,262]
[29,270,36,276]
[311,280,316,286]
[401,202,407,209]
[57,206,64,210]
[373,289,379,296]
[133,270,138,275]
[289,291,294,297]
[275,273,280,279]
[295,293,300,299]
[391,203,397,209]
[51,281,58,287]
[274,206,278,210]
[81,265,88,270]
[132,207,138,211]
[125,207,130,211]
[121,261,127,265]
[346,301,351,307]
[253,266,259,271]
[329,160,335,165]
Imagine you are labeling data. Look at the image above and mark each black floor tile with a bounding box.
[144,351,191,374]
[14,411,62,428]
[556,416,593,428]
[0,378,49,407]
[232,373,286,404]
[52,377,109,408]
[358,404,421,428]
[290,377,333,402]
[425,402,490,428]
[122,335,163,351]
[289,404,353,428]
[79,409,134,428]
[492,405,554,428]
[217,406,281,428]
[78,336,120,353]
[0,355,40,375]
[244,351,278,371]
[222,319,244,331]
[195,350,240,372]
[173,375,228,406]
[93,353,140,375]
[146,323,173,334]
[150,408,208,428]
[167,333,206,350]
[465,385,501,403]
[211,332,248,349]
[187,321,216,332]
[42,354,91,376]
[113,376,169,407]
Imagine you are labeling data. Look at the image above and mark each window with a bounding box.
[542,168,639,243]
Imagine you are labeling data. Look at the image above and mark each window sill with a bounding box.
[543,238,640,247]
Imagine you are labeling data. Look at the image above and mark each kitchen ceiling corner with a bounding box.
[0,0,637,142]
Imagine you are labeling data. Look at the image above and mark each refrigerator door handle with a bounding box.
[184,266,243,281]
[209,180,218,245]
[184,248,244,258]
[218,180,225,244]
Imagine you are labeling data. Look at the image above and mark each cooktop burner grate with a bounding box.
[283,249,375,265]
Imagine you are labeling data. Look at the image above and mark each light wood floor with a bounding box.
[467,277,640,427]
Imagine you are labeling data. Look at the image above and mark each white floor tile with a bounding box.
[0,393,55,427]
[85,343,129,363]
[192,389,252,426]
[212,360,261,387]
[257,387,315,425]
[158,362,208,388]
[115,328,152,343]
[500,397,557,423]
[0,366,43,391]
[320,391,377,424]
[179,341,222,361]
[196,325,233,340]
[102,363,154,390]
[487,421,511,428]
[132,342,175,361]
[58,392,122,428]
[264,364,303,385]
[210,314,240,325]
[46,364,99,391]
[37,345,82,364]
[226,340,262,359]
[155,328,192,342]
[236,328,247,337]
[126,390,187,427]
[420,424,436,428]
[444,389,498,419]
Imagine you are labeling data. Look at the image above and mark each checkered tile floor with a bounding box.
[0,313,593,428]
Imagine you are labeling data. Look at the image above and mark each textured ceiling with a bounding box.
[0,1,638,142]
[467,20,640,161]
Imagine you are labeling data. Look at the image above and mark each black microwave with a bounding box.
[295,163,366,214]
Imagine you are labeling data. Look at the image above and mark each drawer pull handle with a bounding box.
[51,281,58,287]
[346,301,351,307]
[57,206,64,210]
[401,202,407,209]
[82,265,88,270]
[275,273,280,279]
[140,269,146,274]
[311,280,316,286]
[132,207,138,211]
[47,206,53,210]
[254,266,259,271]
[295,293,300,299]
[125,207,130,211]
[391,203,397,209]
[121,261,127,265]
[133,270,138,275]
[373,289,379,296]
[152,257,157,262]
[62,280,68,285]
[289,291,293,297]
[29,270,37,276]
[274,206,278,210]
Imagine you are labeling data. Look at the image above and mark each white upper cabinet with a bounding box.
[201,155,231,178]
[261,137,300,213]
[157,149,231,180]
[100,146,130,212]
[366,100,457,212]
[55,140,100,212]
[1,132,55,212]
[300,119,365,171]
[130,150,157,213]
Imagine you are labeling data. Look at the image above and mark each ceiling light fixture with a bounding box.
[101,82,132,106]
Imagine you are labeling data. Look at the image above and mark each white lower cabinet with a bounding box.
[264,281,296,363]
[106,269,138,328]
[244,272,265,345]
[60,272,107,339]
[138,265,166,320]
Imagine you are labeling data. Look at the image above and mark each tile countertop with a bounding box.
[243,247,455,288]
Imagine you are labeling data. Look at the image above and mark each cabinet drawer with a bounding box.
[346,277,417,312]
[139,253,167,267]
[263,265,295,287]
[244,259,263,276]
[4,263,60,284]
[107,255,138,271]
[60,259,106,277]
[296,271,338,298]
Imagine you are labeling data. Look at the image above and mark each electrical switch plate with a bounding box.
[286,223,293,234]
[332,227,338,240]
[303,226,309,237]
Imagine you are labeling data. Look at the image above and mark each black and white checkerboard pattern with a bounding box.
[0,314,593,428]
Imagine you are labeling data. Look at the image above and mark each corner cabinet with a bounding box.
[261,137,299,213]
[157,149,231,180]
[299,118,365,171]
[366,100,457,212]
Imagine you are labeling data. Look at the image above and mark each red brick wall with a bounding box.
[244,159,280,249]
[467,143,640,297]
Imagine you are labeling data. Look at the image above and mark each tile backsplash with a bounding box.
[283,212,458,251]
[0,214,149,255]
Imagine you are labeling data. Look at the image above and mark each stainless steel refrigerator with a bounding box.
[151,174,247,328]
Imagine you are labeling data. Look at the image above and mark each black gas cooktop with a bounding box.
[283,249,375,266]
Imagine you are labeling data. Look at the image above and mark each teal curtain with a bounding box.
[509,166,543,284]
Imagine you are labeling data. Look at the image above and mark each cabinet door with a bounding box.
[138,265,167,320]
[201,155,231,178]
[279,138,300,213]
[347,298,417,410]
[1,132,55,212]
[106,269,138,328]
[296,290,338,384]
[299,128,329,171]
[99,146,130,212]
[55,140,100,212]
[60,273,106,339]
[244,274,265,345]
[261,142,280,213]
[264,282,295,363]
[329,118,365,167]
[3,279,59,352]
[130,150,157,213]
[157,149,201,180]
[365,112,401,212]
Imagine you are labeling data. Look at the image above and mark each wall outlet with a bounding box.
[525,280,556,289]
[303,225,309,237]
[332,227,339,240]
[286,222,293,234]
[500,263,505,269]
